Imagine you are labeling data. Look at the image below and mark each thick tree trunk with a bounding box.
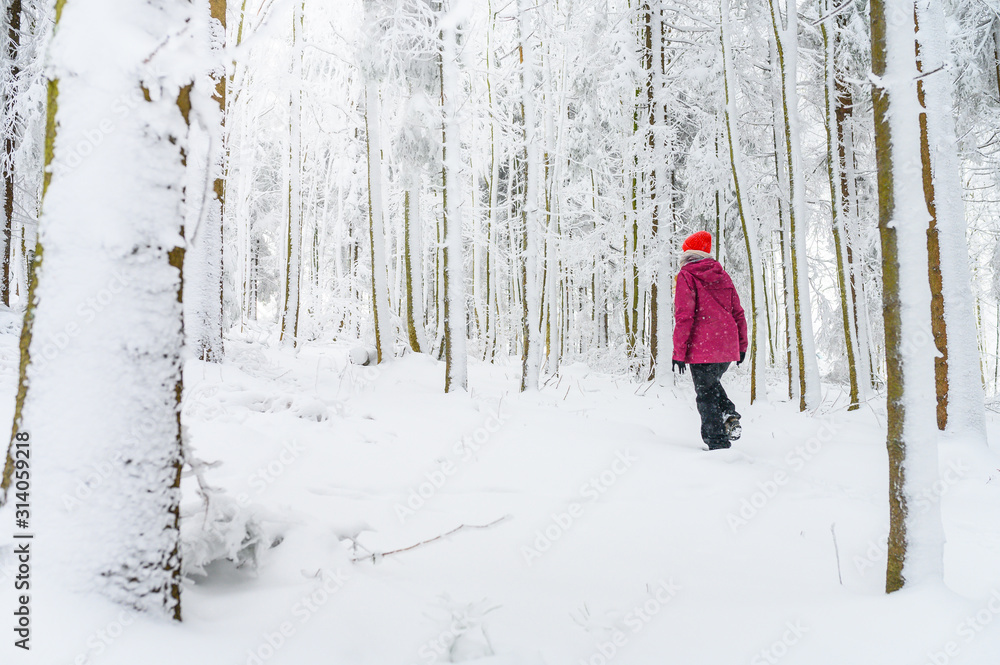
[2,0,191,619]
[871,0,944,593]
[915,0,987,440]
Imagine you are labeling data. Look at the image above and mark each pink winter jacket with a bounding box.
[672,258,749,364]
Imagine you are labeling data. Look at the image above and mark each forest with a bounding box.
[1,0,1000,663]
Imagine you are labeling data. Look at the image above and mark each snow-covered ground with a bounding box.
[3,331,1000,664]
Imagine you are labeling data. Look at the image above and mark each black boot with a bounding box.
[724,414,742,441]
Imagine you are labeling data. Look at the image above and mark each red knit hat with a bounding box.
[682,231,712,254]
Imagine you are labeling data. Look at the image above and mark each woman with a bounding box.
[671,231,748,450]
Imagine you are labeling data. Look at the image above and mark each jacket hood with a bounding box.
[681,257,728,286]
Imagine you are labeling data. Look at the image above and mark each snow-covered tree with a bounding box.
[183,0,226,361]
[914,0,986,440]
[870,0,944,592]
[440,0,469,392]
[1,0,205,619]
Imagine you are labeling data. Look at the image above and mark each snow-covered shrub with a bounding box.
[181,492,274,578]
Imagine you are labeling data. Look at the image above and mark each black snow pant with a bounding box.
[689,362,739,450]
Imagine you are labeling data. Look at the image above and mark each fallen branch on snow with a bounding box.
[351,515,510,564]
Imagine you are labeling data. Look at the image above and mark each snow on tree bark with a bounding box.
[1,0,197,618]
[914,0,986,441]
[440,1,468,392]
[768,0,820,411]
[721,0,768,404]
[518,0,541,392]
[822,0,863,411]
[871,0,944,592]
[364,78,393,362]
[768,34,797,403]
[281,1,304,347]
[404,185,427,353]
[1,0,21,306]
[183,0,226,362]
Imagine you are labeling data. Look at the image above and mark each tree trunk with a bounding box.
[518,0,541,392]
[364,75,393,362]
[721,0,768,404]
[203,0,226,360]
[482,1,500,361]
[440,4,467,393]
[643,1,660,382]
[871,0,944,593]
[837,71,876,394]
[821,0,861,410]
[281,2,304,347]
[769,0,820,411]
[769,37,796,402]
[1,0,20,307]
[2,0,190,619]
[403,186,426,353]
[915,0,987,440]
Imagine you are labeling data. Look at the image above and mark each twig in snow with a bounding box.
[352,516,510,564]
[831,523,843,585]
[637,381,655,397]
